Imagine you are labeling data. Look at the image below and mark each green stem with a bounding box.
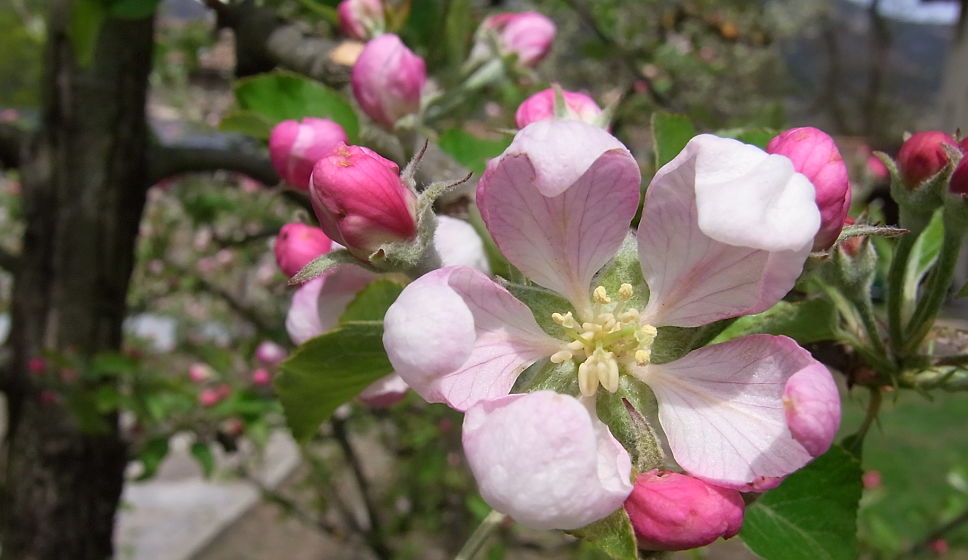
[846,387,882,455]
[854,292,888,359]
[455,510,507,560]
[902,227,964,354]
[886,232,917,354]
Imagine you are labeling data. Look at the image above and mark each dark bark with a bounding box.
[0,2,155,558]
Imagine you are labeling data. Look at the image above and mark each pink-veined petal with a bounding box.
[383,266,560,411]
[633,335,817,487]
[639,135,817,327]
[463,391,632,530]
[285,266,379,344]
[478,121,640,314]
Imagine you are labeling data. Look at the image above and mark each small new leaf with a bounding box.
[339,280,404,324]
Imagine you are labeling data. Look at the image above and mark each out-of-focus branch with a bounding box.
[204,0,352,85]
[0,124,26,169]
[148,145,279,186]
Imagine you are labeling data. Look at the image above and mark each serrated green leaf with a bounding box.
[218,110,275,140]
[190,441,215,478]
[651,112,697,169]
[568,508,639,560]
[741,445,862,560]
[275,324,393,441]
[339,280,403,324]
[234,71,360,142]
[711,299,838,345]
[136,437,170,481]
[437,128,511,175]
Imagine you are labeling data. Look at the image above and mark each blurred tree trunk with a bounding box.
[937,0,967,130]
[0,1,154,558]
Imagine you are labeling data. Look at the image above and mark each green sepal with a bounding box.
[514,358,578,396]
[502,279,575,338]
[288,249,376,286]
[596,376,664,472]
[592,233,649,311]
[567,508,640,560]
[649,319,733,364]
[712,299,838,345]
[835,223,908,243]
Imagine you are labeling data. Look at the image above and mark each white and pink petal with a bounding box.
[462,391,633,530]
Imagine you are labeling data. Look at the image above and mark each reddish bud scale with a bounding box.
[274,223,333,278]
[896,131,957,188]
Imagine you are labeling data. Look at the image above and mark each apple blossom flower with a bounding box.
[470,12,556,67]
[251,368,272,386]
[286,216,489,407]
[897,131,957,188]
[383,120,838,528]
[255,340,287,366]
[309,143,417,259]
[337,0,384,41]
[351,34,425,129]
[624,470,745,551]
[274,223,333,278]
[188,362,213,383]
[514,88,603,129]
[269,118,348,190]
[767,127,851,250]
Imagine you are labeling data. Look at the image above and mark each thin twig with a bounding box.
[147,145,279,187]
[898,507,968,559]
[243,472,341,536]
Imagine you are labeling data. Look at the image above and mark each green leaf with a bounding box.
[711,299,838,345]
[651,112,697,169]
[190,441,215,478]
[275,324,394,441]
[741,445,863,560]
[339,279,404,324]
[136,437,170,481]
[715,127,778,149]
[108,0,161,18]
[70,0,108,67]
[443,0,473,68]
[437,128,511,175]
[568,509,639,560]
[902,208,944,318]
[218,110,275,140]
[234,71,360,142]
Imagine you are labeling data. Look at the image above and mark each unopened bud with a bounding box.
[351,34,425,129]
[269,118,348,190]
[514,88,603,128]
[950,156,968,196]
[188,362,213,384]
[337,0,384,41]
[897,131,957,188]
[767,127,850,250]
[251,368,272,386]
[472,12,556,67]
[199,388,221,407]
[274,223,333,278]
[255,340,287,366]
[310,144,417,258]
[783,365,840,457]
[624,470,745,551]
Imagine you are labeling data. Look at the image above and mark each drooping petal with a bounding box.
[478,120,640,314]
[639,135,818,327]
[383,266,560,411]
[633,335,817,487]
[285,266,379,344]
[435,215,491,273]
[462,391,632,530]
[358,373,409,408]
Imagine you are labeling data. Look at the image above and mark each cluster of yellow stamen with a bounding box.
[549,283,658,397]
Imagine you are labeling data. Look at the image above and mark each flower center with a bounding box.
[549,283,658,398]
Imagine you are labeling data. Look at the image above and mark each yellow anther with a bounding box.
[593,286,611,304]
[577,361,597,397]
[550,350,573,364]
[582,322,603,333]
[552,312,578,329]
[635,349,651,365]
[618,283,634,300]
[567,340,586,352]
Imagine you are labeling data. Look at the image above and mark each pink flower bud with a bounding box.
[767,127,851,250]
[199,389,221,407]
[474,12,556,67]
[188,362,213,383]
[862,470,882,490]
[624,470,745,551]
[351,34,425,129]
[255,340,287,366]
[251,368,272,386]
[783,364,840,457]
[514,88,603,128]
[269,118,348,190]
[931,539,949,555]
[950,156,968,196]
[897,131,957,188]
[274,223,333,277]
[338,0,384,41]
[309,144,417,257]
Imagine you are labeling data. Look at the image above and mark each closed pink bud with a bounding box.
[310,144,417,257]
[255,340,287,366]
[188,362,213,383]
[274,223,333,278]
[950,156,968,196]
[476,12,556,67]
[251,368,272,386]
[514,88,603,128]
[783,364,841,457]
[338,0,384,40]
[269,118,348,190]
[897,131,957,188]
[199,389,220,407]
[862,470,882,490]
[351,34,426,129]
[767,127,851,250]
[624,470,745,551]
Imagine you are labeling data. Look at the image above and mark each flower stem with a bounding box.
[846,387,882,455]
[902,226,964,354]
[455,510,507,560]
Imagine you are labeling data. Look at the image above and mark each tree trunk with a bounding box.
[0,2,154,558]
